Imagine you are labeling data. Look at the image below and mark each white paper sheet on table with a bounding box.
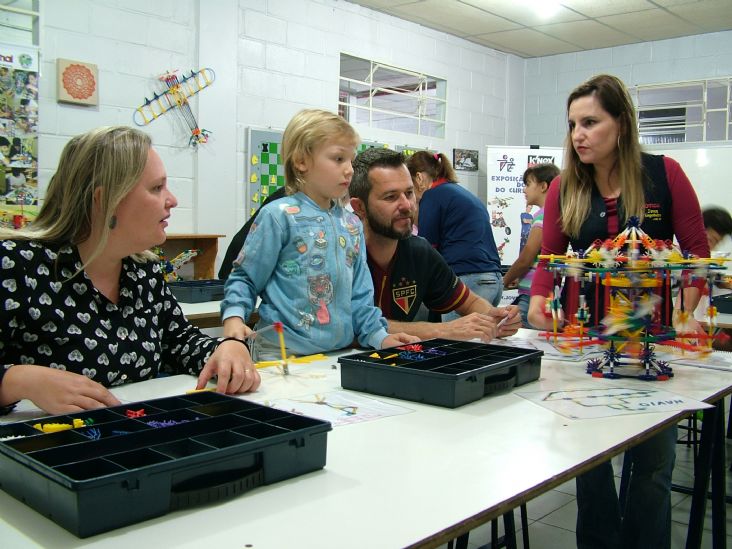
[664,350,732,372]
[516,386,712,420]
[262,390,414,426]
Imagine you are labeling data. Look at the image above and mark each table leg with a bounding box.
[520,503,530,549]
[503,511,517,549]
[685,401,720,549]
[711,398,726,549]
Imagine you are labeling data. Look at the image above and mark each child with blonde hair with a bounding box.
[222,109,417,359]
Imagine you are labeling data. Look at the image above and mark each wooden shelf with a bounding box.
[163,234,224,280]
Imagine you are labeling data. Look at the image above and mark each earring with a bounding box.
[108,215,117,229]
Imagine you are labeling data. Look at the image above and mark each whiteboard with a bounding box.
[644,143,732,210]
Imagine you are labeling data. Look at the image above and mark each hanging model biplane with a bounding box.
[133,68,215,147]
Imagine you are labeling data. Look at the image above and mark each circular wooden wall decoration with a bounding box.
[56,58,99,106]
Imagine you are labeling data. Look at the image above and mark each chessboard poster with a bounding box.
[485,146,563,266]
[247,127,285,219]
[0,42,39,227]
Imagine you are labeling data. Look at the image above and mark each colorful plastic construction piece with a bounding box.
[153,247,200,283]
[146,419,191,428]
[71,418,94,428]
[0,434,26,442]
[81,428,102,440]
[423,347,448,356]
[133,68,215,147]
[125,408,146,418]
[186,387,216,394]
[396,344,423,352]
[33,422,73,433]
[399,351,427,361]
[537,217,729,380]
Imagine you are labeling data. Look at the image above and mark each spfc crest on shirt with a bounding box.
[393,284,416,315]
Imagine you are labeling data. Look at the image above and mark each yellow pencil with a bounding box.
[274,321,290,375]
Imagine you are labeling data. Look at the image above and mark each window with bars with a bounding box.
[0,1,39,47]
[630,78,731,144]
[338,53,446,138]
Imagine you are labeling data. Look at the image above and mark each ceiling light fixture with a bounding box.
[518,0,561,19]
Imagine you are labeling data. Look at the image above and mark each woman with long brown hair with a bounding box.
[528,74,708,549]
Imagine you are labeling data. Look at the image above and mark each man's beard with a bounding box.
[366,210,412,240]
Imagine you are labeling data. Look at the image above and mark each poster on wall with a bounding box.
[453,148,478,171]
[486,146,563,268]
[246,127,285,218]
[0,42,39,227]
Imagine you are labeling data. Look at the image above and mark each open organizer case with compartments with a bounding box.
[339,339,543,408]
[0,391,331,537]
[168,279,225,303]
[713,293,732,314]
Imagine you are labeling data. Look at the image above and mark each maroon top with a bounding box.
[531,156,709,298]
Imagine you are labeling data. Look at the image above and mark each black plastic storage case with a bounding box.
[168,279,225,303]
[0,392,331,537]
[713,293,732,314]
[339,338,543,408]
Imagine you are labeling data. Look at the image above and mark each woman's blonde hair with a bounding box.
[282,109,359,195]
[560,74,643,238]
[2,126,156,270]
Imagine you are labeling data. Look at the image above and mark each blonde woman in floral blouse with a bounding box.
[0,126,260,415]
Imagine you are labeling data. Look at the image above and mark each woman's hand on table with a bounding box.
[196,339,261,394]
[1,365,121,415]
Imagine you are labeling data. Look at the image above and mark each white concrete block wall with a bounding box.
[37,1,732,273]
[38,0,516,269]
[38,0,198,234]
[524,30,732,148]
[233,0,514,224]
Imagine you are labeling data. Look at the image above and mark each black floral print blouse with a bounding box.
[0,240,218,388]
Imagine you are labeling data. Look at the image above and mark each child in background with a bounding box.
[503,163,559,328]
[696,207,732,350]
[703,207,732,274]
[222,109,418,360]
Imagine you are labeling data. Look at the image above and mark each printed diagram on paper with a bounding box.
[516,386,711,420]
[264,390,413,426]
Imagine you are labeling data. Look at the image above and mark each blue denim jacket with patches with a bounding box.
[221,192,388,355]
